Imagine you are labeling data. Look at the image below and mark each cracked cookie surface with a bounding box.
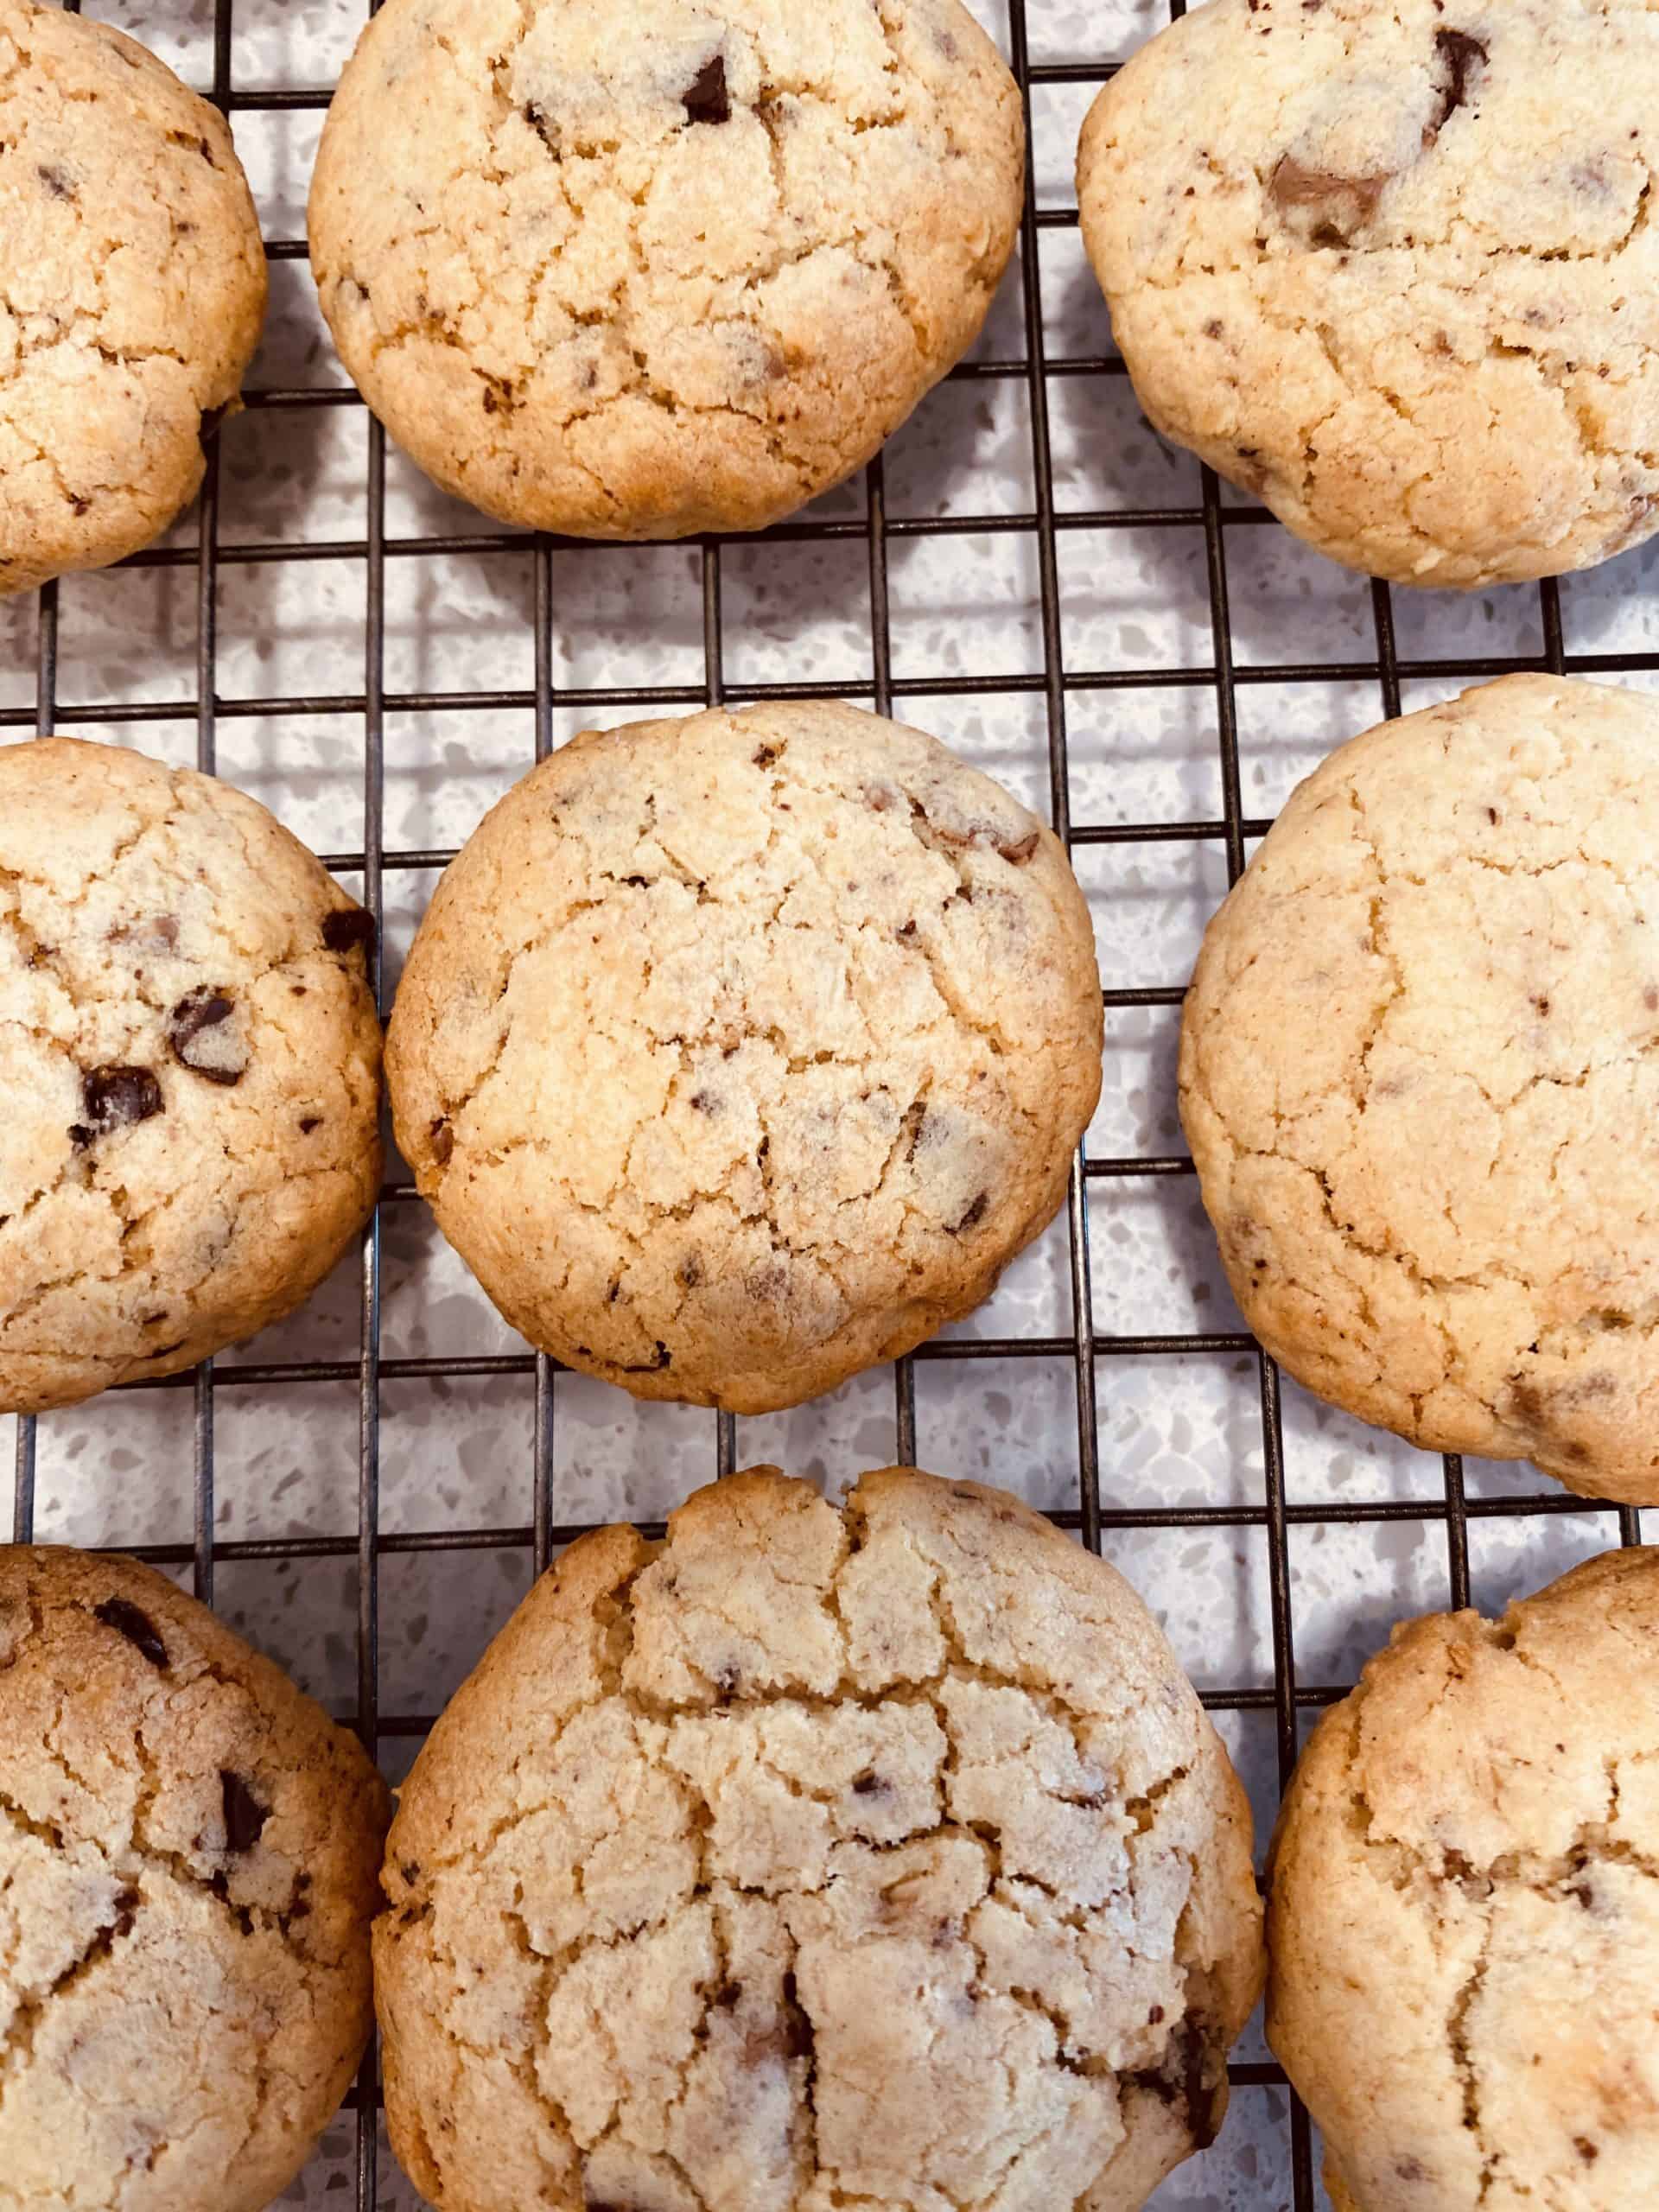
[1077,0,1659,588]
[0,0,266,598]
[1268,1547,1659,2212]
[385,701,1103,1413]
[1180,673,1659,1504]
[375,1465,1265,2212]
[0,737,384,1415]
[0,1543,390,2212]
[308,0,1023,538]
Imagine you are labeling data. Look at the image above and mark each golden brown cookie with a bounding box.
[385,701,1103,1413]
[309,0,1023,537]
[0,1544,390,2212]
[0,0,267,595]
[376,1466,1265,2212]
[1077,0,1659,588]
[1181,673,1659,1504]
[0,737,383,1414]
[1269,1548,1659,2211]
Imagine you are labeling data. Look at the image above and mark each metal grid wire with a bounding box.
[7,0,1656,2205]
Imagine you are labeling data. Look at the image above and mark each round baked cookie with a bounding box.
[0,0,267,598]
[377,1465,1265,2212]
[1269,1547,1659,2211]
[0,1544,390,2212]
[0,737,383,1414]
[1077,0,1659,589]
[308,0,1023,539]
[386,702,1102,1412]
[1180,673,1659,1504]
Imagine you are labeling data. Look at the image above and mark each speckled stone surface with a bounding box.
[3,4,1653,2209]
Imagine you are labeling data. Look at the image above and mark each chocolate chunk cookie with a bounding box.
[385,702,1103,1412]
[1077,0,1659,588]
[0,0,267,596]
[308,0,1023,537]
[376,1466,1265,2212]
[1270,1548,1659,2211]
[0,1545,390,2212]
[1180,673,1659,1503]
[0,737,383,1414]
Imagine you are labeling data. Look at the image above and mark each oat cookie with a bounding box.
[0,1544,390,2212]
[1180,674,1659,1503]
[1077,0,1659,588]
[376,1465,1265,2212]
[0,737,383,1414]
[1270,1547,1659,2211]
[0,0,267,597]
[308,0,1023,539]
[386,701,1102,1413]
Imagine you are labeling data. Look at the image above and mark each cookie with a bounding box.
[0,737,383,1414]
[308,0,1023,539]
[1077,0,1659,588]
[385,701,1102,1413]
[376,1465,1265,2212]
[0,1544,390,2211]
[1269,1547,1659,2211]
[0,0,267,597]
[1180,673,1659,1504]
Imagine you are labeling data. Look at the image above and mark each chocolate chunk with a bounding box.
[712,1980,742,2008]
[1576,2139,1601,2164]
[619,1342,671,1374]
[851,1770,888,1796]
[753,744,779,768]
[677,1253,704,1288]
[951,1191,989,1234]
[92,1597,168,1669]
[1268,155,1389,247]
[37,162,75,200]
[1128,2018,1222,2150]
[1427,28,1488,143]
[429,1118,454,1165]
[111,1885,139,1940]
[220,1770,268,1852]
[298,1115,322,1134]
[524,100,558,155]
[683,54,730,125]
[76,1066,162,1143]
[688,1090,719,1114]
[997,830,1040,864]
[322,907,375,955]
[168,987,244,1085]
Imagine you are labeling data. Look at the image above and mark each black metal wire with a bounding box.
[7,5,1651,2208]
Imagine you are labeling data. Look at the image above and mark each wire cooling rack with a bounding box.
[7,1,1658,2206]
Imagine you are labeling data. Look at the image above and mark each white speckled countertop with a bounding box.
[5,3,1656,2206]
